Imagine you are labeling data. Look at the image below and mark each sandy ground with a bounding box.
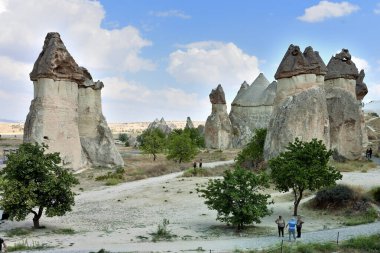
[1,161,379,252]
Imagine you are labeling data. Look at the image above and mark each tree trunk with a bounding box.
[153,154,156,161]
[293,190,303,216]
[32,207,43,229]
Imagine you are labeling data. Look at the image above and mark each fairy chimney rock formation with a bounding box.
[264,45,330,159]
[205,84,232,149]
[147,117,172,135]
[229,73,277,147]
[324,49,365,160]
[185,117,194,129]
[24,32,123,170]
[356,70,368,101]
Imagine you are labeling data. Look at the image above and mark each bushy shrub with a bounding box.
[314,185,355,209]
[372,186,380,203]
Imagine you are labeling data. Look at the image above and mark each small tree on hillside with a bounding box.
[269,138,342,216]
[0,142,79,228]
[166,131,198,163]
[139,128,166,161]
[118,133,130,147]
[235,128,267,170]
[197,167,272,230]
[184,127,205,148]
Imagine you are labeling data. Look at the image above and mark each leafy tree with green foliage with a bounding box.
[139,128,166,161]
[166,131,198,163]
[197,167,272,230]
[235,128,267,169]
[269,138,342,216]
[118,133,130,147]
[0,142,79,228]
[184,127,205,148]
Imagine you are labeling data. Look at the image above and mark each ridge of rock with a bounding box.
[30,32,85,84]
[356,69,368,100]
[274,45,327,79]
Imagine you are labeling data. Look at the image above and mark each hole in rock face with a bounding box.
[43,136,49,140]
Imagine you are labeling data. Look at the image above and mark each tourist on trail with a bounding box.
[366,149,370,159]
[286,217,297,241]
[369,148,373,159]
[0,237,6,252]
[296,215,304,238]
[193,161,197,169]
[199,159,203,168]
[275,215,285,237]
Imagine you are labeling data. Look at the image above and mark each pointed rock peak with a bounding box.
[275,44,327,79]
[209,84,226,104]
[30,32,85,84]
[241,81,249,89]
[185,117,194,128]
[325,48,359,80]
[231,81,249,105]
[160,117,166,123]
[356,69,368,100]
[251,73,270,87]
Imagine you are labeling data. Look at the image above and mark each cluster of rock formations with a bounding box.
[147,118,172,135]
[205,45,369,161]
[24,32,124,170]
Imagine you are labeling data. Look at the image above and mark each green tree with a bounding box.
[118,133,130,147]
[184,127,205,148]
[139,128,166,161]
[0,142,79,228]
[269,138,342,216]
[235,128,267,169]
[166,131,198,163]
[197,167,272,230]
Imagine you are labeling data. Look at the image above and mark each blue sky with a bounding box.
[0,0,379,122]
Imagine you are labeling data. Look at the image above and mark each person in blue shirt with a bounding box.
[286,217,297,241]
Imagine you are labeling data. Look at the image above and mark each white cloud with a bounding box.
[0,0,154,72]
[298,1,359,23]
[101,77,209,122]
[375,3,380,14]
[167,41,260,88]
[150,10,191,19]
[352,56,370,72]
[0,56,33,81]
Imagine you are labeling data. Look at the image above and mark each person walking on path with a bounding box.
[296,215,304,238]
[0,237,6,252]
[275,215,285,237]
[286,217,297,241]
[369,148,373,159]
[193,161,197,169]
[199,159,202,168]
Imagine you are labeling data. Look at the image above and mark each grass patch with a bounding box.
[5,228,31,237]
[182,168,211,177]
[149,218,177,242]
[95,167,125,185]
[8,239,51,252]
[330,160,377,172]
[342,234,380,252]
[51,228,75,235]
[343,207,378,226]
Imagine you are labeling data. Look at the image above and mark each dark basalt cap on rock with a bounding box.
[209,84,226,104]
[30,32,85,84]
[325,49,359,80]
[356,69,368,100]
[274,45,327,79]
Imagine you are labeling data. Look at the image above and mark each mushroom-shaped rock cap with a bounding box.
[274,45,327,79]
[30,32,85,84]
[209,84,226,104]
[356,69,368,100]
[325,49,359,80]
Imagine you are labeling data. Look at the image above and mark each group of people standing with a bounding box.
[193,159,203,169]
[365,147,373,159]
[275,215,304,241]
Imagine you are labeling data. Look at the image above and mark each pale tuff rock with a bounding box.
[356,70,368,101]
[274,45,327,79]
[185,117,194,129]
[205,85,232,149]
[24,32,123,170]
[325,49,359,81]
[229,74,277,147]
[264,45,330,159]
[147,117,172,135]
[325,49,365,160]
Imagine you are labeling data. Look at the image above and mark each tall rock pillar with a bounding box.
[264,45,330,159]
[325,49,365,160]
[205,84,232,149]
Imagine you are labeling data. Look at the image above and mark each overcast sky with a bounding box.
[0,0,379,122]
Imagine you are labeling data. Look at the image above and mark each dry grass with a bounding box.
[329,160,377,172]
